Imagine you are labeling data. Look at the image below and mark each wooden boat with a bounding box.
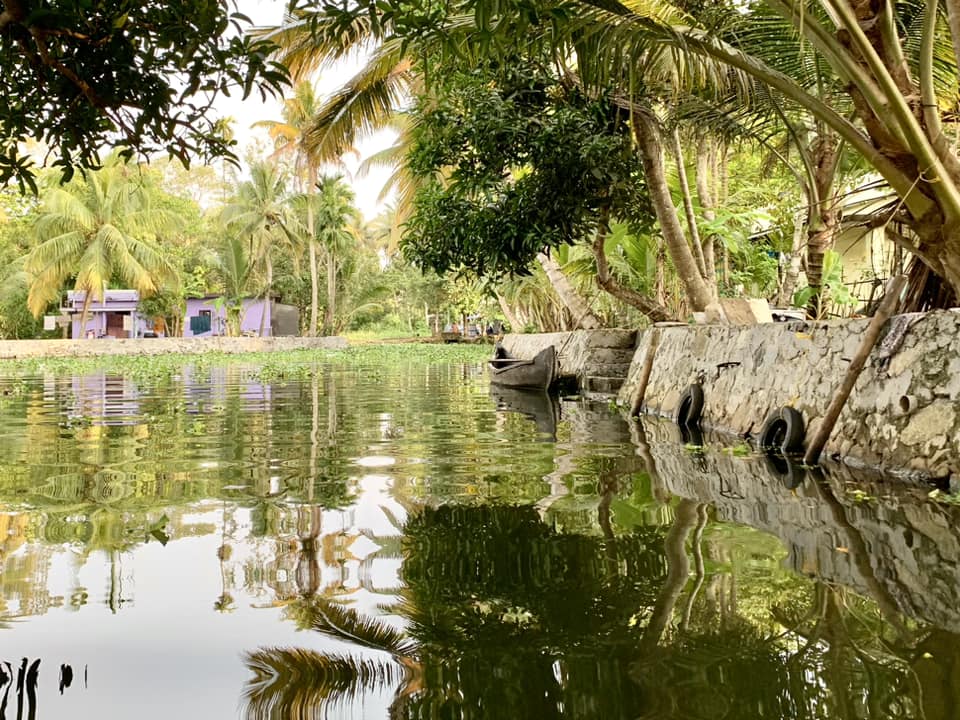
[489,384,560,438]
[488,344,556,389]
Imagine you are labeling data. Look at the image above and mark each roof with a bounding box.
[67,289,140,303]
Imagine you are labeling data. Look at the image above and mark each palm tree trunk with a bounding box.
[694,137,718,283]
[495,292,523,332]
[323,250,336,335]
[259,255,273,337]
[78,290,92,339]
[308,237,319,339]
[633,113,715,313]
[806,132,842,318]
[806,207,841,318]
[671,128,708,280]
[777,209,806,306]
[535,252,602,329]
[306,163,320,338]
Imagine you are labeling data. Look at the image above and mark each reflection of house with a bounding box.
[63,290,153,339]
[183,296,300,337]
[70,372,141,425]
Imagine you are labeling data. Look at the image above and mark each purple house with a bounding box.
[183,296,274,337]
[64,290,153,339]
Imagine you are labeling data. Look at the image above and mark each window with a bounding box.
[190,310,213,334]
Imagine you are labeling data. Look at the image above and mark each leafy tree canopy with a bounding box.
[403,62,652,277]
[0,1,288,191]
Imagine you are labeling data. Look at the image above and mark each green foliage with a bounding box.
[794,250,856,313]
[404,62,650,277]
[0,2,288,190]
[1,343,491,381]
[24,155,180,319]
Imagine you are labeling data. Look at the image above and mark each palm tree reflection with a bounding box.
[242,496,955,720]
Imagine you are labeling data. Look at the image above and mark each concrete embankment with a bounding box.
[616,309,960,481]
[503,309,960,480]
[0,335,349,359]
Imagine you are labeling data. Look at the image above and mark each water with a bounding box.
[0,353,958,719]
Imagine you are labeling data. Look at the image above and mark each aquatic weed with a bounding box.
[0,343,491,382]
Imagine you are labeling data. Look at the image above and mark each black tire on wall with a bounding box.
[675,384,705,428]
[759,406,805,454]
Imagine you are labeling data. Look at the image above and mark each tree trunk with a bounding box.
[805,209,841,318]
[259,255,273,337]
[671,128,708,280]
[592,207,674,322]
[323,249,337,335]
[777,208,806,307]
[694,137,718,284]
[806,132,842,319]
[308,240,319,336]
[495,292,523,332]
[633,113,715,313]
[535,252,602,329]
[78,288,92,338]
[306,162,319,337]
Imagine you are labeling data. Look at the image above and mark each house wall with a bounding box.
[70,313,152,339]
[183,298,272,337]
[65,291,150,339]
[834,226,898,304]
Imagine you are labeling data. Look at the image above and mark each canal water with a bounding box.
[0,352,958,719]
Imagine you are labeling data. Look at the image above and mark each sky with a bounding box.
[216,0,398,220]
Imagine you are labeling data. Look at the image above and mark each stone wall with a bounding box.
[617,310,960,480]
[501,329,637,390]
[0,335,348,359]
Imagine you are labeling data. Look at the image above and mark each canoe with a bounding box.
[489,384,560,438]
[488,344,556,390]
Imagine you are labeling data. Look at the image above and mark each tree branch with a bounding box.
[592,205,674,322]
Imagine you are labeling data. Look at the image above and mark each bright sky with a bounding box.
[216,0,397,220]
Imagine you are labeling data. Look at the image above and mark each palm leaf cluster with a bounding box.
[24,157,178,317]
[244,647,403,719]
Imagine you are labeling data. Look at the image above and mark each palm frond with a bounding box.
[304,41,414,162]
[243,647,403,720]
[298,599,418,657]
[260,9,381,81]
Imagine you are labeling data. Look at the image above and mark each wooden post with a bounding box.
[803,275,907,465]
[630,328,661,417]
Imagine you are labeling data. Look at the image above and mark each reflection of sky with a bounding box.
[8,490,403,719]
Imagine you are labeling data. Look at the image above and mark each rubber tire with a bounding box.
[759,406,805,454]
[680,423,704,448]
[675,384,705,428]
[765,453,806,490]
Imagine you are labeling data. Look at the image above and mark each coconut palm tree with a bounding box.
[220,162,298,336]
[313,175,361,335]
[566,0,960,305]
[254,81,328,336]
[24,156,178,328]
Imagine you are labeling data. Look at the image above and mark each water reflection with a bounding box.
[0,360,959,718]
